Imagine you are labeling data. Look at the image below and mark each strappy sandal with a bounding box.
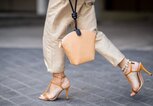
[39,72,70,101]
[123,60,152,96]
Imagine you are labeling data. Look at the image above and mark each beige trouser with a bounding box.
[42,0,125,73]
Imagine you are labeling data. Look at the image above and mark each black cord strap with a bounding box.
[69,0,81,36]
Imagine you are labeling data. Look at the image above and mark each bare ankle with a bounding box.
[118,58,127,69]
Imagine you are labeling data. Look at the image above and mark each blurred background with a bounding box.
[0,0,153,48]
[0,0,153,49]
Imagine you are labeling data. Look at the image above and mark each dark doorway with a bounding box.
[104,0,153,12]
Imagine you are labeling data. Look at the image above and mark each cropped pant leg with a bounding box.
[77,1,125,66]
[42,0,85,73]
[43,0,70,73]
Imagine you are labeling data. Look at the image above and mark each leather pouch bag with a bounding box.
[59,30,96,65]
[59,0,96,65]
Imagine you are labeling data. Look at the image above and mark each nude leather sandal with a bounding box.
[123,60,152,96]
[39,72,70,101]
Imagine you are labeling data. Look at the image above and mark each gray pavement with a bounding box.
[0,48,153,106]
[0,22,153,106]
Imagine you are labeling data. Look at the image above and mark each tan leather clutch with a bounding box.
[59,30,96,65]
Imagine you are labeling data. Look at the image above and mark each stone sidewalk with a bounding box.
[0,48,153,106]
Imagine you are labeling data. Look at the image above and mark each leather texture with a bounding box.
[123,61,152,96]
[39,71,70,100]
[59,30,96,65]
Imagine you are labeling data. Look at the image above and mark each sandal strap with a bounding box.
[124,61,140,76]
[41,72,66,96]
[125,63,133,76]
[122,59,130,71]
[51,80,63,89]
[53,75,66,79]
[52,74,66,85]
[53,72,65,79]
[124,60,140,76]
[42,93,50,101]
[41,77,65,94]
[40,77,64,100]
[41,80,52,94]
[132,88,138,94]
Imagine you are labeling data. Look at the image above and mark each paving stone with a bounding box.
[9,96,33,105]
[17,87,40,96]
[0,75,7,82]
[0,99,16,106]
[6,81,29,91]
[136,96,153,106]
[20,101,44,106]
[111,96,137,105]
[0,84,11,93]
[95,98,125,106]
[71,79,120,99]
[66,98,96,106]
[0,78,19,86]
[0,48,153,106]
[0,90,21,99]
[125,102,151,106]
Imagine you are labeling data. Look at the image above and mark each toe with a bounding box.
[130,92,136,96]
[39,94,45,99]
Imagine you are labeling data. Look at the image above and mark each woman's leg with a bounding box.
[77,1,125,67]
[40,0,86,100]
[42,0,71,73]
[43,0,85,73]
[40,0,73,100]
[77,0,152,96]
